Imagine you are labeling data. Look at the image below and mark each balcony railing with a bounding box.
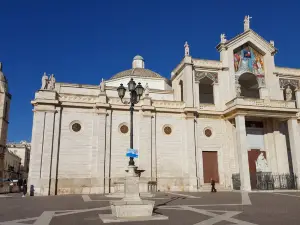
[226,97,296,109]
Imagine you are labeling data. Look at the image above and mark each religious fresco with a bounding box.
[234,45,264,76]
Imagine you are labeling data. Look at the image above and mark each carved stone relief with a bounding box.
[195,71,218,84]
[279,78,299,89]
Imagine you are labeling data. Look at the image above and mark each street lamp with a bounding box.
[117,78,144,166]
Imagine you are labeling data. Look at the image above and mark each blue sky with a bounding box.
[0,0,299,142]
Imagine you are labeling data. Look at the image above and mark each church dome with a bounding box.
[110,68,163,80]
[109,55,163,80]
[133,55,144,60]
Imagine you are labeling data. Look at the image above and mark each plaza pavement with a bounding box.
[0,191,300,224]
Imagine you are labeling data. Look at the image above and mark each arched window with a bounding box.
[179,80,184,101]
[199,77,214,104]
[238,73,260,98]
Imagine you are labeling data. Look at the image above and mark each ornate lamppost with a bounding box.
[117,78,144,166]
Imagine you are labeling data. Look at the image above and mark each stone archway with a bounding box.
[238,73,260,98]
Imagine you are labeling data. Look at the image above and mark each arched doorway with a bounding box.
[238,73,260,98]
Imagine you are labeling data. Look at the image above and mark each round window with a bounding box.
[120,124,129,134]
[163,126,172,135]
[72,123,81,132]
[204,128,212,137]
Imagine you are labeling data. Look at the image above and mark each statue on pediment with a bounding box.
[220,33,227,43]
[48,74,56,90]
[41,72,48,90]
[244,15,252,31]
[285,85,293,101]
[100,78,106,92]
[255,153,270,172]
[184,41,190,56]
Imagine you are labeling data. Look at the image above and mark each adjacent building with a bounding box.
[29,17,300,195]
[2,150,21,180]
[7,141,31,179]
[0,63,12,192]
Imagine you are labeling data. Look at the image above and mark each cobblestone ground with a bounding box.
[0,191,300,224]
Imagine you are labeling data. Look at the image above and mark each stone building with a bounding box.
[2,150,21,180]
[0,63,12,191]
[29,17,300,195]
[7,141,31,179]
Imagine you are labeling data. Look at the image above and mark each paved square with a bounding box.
[0,191,300,224]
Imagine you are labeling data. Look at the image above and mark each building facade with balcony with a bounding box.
[29,17,300,195]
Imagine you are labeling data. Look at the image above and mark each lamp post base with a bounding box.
[107,166,162,219]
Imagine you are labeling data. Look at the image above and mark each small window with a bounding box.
[204,128,212,137]
[120,124,129,134]
[71,123,81,132]
[163,125,172,135]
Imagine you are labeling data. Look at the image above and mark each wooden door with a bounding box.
[248,149,266,189]
[202,151,219,183]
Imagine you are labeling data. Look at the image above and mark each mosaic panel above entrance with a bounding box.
[234,44,264,76]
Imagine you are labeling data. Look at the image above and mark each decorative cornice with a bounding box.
[275,67,300,77]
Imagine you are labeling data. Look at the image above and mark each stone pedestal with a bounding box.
[99,166,168,223]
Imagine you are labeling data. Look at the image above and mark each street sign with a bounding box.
[126,148,138,158]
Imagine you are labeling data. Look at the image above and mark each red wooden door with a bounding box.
[202,151,219,183]
[248,150,266,189]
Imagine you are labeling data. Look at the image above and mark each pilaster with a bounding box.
[138,111,152,178]
[295,90,300,108]
[49,108,61,195]
[182,56,194,107]
[273,120,290,173]
[259,87,269,99]
[213,83,221,110]
[235,115,251,191]
[184,112,197,189]
[263,119,278,173]
[287,118,300,187]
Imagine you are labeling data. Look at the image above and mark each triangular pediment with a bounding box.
[217,29,277,55]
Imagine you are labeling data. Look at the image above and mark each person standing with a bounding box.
[22,179,27,197]
[211,178,217,193]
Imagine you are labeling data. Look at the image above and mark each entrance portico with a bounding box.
[225,97,299,190]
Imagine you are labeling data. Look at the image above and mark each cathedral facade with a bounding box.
[29,17,300,195]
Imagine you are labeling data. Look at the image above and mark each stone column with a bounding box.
[235,115,251,191]
[287,118,300,187]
